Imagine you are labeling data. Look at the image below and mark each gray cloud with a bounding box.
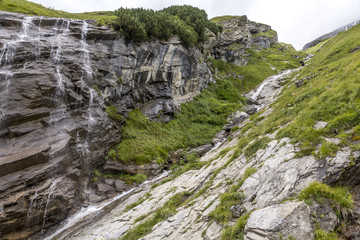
[31,0,360,49]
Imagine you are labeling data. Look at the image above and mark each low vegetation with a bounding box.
[121,191,192,240]
[109,78,244,165]
[299,182,353,209]
[0,0,116,24]
[210,167,256,224]
[105,106,123,121]
[314,227,339,240]
[221,212,252,240]
[231,24,360,160]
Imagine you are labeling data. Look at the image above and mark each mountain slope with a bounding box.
[59,20,360,240]
[303,19,360,50]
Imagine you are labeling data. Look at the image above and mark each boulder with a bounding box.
[242,105,259,115]
[314,121,328,130]
[115,180,127,192]
[97,183,114,193]
[223,111,249,131]
[244,201,313,240]
[189,144,213,156]
[212,130,227,145]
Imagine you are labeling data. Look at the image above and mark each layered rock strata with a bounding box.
[0,11,211,239]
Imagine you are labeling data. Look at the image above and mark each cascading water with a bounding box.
[80,20,93,79]
[0,16,34,122]
[51,19,70,97]
[75,20,97,158]
[43,171,169,240]
[41,179,59,233]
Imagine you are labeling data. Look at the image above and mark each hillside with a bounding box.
[0,0,116,24]
[56,24,360,240]
[303,19,360,50]
[1,1,360,240]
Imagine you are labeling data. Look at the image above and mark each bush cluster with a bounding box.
[113,5,221,46]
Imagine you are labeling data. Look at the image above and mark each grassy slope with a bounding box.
[236,24,360,159]
[110,43,304,165]
[0,0,116,24]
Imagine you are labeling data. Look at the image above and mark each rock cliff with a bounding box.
[0,10,211,239]
[207,16,277,66]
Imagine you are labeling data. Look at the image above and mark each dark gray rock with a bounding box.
[97,183,114,193]
[104,160,161,177]
[212,130,227,145]
[105,179,115,186]
[189,144,213,157]
[89,194,107,203]
[223,111,249,131]
[115,180,127,192]
[295,80,304,88]
[242,105,259,115]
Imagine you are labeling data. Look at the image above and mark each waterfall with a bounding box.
[0,16,34,123]
[51,19,70,97]
[80,21,93,79]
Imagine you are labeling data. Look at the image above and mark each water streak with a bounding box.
[44,171,169,240]
[42,180,59,233]
[80,21,93,79]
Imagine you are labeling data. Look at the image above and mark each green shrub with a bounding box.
[112,5,220,46]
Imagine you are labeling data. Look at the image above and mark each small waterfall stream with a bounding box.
[0,16,33,121]
[43,171,169,240]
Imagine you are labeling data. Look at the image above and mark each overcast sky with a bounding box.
[31,0,360,49]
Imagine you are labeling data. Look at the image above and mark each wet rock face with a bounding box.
[0,11,210,239]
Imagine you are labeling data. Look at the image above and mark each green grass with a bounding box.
[110,77,244,165]
[106,106,123,122]
[299,182,353,209]
[209,167,256,224]
[0,0,116,24]
[209,192,245,223]
[305,39,330,55]
[210,15,247,24]
[230,24,360,159]
[252,29,277,39]
[221,211,252,240]
[314,227,339,240]
[121,191,192,240]
[244,137,271,159]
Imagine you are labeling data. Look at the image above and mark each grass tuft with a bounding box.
[299,182,353,209]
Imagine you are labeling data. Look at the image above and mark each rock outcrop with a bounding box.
[206,16,278,66]
[0,11,211,239]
